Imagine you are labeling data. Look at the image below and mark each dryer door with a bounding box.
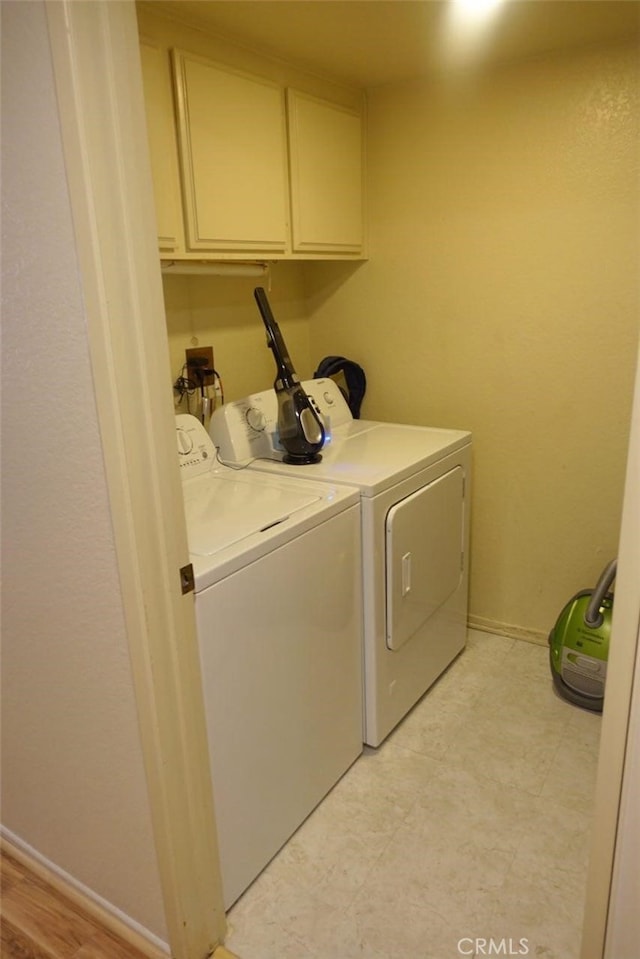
[385,466,465,651]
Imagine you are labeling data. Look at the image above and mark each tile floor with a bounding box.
[224,629,602,959]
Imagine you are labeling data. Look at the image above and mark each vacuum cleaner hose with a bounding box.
[584,559,617,628]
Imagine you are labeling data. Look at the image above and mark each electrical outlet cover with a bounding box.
[186,346,215,386]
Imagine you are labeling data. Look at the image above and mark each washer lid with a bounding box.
[183,473,321,555]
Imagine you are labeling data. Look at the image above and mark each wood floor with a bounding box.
[0,848,153,959]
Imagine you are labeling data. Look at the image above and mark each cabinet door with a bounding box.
[139,41,185,253]
[287,90,364,254]
[172,51,289,253]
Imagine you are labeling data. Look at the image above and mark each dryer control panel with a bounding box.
[176,414,216,478]
[210,378,352,466]
[302,378,352,428]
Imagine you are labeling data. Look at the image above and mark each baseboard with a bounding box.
[0,830,170,958]
[468,615,548,647]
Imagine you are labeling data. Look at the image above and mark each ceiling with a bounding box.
[142,0,640,88]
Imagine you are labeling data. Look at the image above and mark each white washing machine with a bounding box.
[176,414,363,908]
[210,380,472,747]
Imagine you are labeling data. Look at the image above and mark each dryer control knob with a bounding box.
[246,407,266,432]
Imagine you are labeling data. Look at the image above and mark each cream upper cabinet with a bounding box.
[137,27,366,260]
[139,41,185,253]
[171,50,289,254]
[287,89,364,255]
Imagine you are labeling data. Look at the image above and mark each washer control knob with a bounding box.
[246,407,266,432]
[176,428,193,454]
[323,391,335,406]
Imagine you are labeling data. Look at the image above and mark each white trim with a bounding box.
[580,347,640,959]
[1,832,170,958]
[604,617,640,956]
[44,3,226,957]
[467,614,547,646]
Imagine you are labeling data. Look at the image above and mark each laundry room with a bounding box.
[2,2,639,959]
[144,3,639,949]
[144,4,639,949]
[141,0,640,643]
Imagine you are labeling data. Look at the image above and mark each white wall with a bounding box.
[0,1,167,941]
[305,38,640,641]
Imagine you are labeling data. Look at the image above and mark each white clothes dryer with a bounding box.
[176,414,363,907]
[210,380,472,747]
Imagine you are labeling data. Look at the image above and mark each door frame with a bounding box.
[45,3,226,957]
[580,348,640,959]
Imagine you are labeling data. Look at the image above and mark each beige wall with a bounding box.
[164,264,313,409]
[0,2,167,942]
[305,39,640,640]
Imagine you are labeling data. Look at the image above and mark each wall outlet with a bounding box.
[186,346,215,387]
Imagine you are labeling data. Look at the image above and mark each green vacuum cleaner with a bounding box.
[548,559,616,713]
